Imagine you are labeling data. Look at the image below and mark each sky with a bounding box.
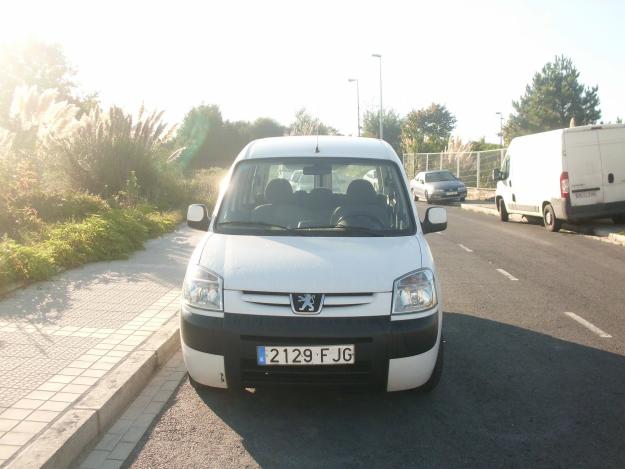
[1,0,624,143]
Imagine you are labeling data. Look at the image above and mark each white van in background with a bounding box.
[494,124,625,232]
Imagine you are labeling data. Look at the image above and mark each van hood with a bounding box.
[198,234,423,293]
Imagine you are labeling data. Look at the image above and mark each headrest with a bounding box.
[308,188,333,207]
[346,179,378,205]
[265,178,293,204]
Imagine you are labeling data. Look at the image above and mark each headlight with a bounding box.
[182,265,223,311]
[393,269,437,314]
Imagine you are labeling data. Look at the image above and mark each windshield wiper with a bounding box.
[215,221,292,231]
[294,225,385,236]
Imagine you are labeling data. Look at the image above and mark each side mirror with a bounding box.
[422,207,447,234]
[187,204,210,231]
[492,169,501,181]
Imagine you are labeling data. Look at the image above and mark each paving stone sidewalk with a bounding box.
[0,226,202,466]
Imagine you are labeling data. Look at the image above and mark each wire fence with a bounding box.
[403,149,506,189]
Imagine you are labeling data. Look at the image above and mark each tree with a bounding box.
[469,137,501,152]
[250,117,284,140]
[288,108,338,136]
[504,55,601,141]
[362,109,402,155]
[0,41,77,127]
[175,104,224,168]
[400,103,456,154]
[175,107,286,169]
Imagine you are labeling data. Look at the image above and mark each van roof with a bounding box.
[235,136,399,162]
[512,123,625,142]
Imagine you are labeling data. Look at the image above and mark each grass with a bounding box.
[0,206,180,286]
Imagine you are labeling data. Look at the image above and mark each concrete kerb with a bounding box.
[460,203,498,217]
[6,317,182,469]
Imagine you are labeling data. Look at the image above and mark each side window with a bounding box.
[501,154,510,179]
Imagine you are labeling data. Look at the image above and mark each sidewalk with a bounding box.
[0,226,202,466]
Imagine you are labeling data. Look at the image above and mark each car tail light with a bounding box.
[560,171,570,198]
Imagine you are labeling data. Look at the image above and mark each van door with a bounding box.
[497,152,514,210]
[597,127,625,204]
[564,130,605,207]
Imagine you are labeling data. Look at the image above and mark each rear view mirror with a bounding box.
[492,169,501,181]
[422,207,447,234]
[187,204,210,231]
[303,164,331,176]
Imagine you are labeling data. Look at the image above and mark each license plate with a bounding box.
[446,191,457,195]
[574,190,598,199]
[257,345,355,366]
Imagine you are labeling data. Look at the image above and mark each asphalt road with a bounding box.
[126,203,625,469]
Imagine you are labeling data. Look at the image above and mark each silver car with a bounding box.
[410,170,467,204]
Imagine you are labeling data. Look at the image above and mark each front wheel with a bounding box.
[543,203,562,232]
[412,189,419,201]
[498,199,509,222]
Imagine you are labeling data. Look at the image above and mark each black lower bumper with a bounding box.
[551,198,625,221]
[181,309,439,389]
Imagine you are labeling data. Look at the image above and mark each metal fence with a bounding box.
[403,149,506,189]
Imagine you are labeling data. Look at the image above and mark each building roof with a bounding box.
[236,136,399,162]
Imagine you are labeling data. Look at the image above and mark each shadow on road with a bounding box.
[130,312,625,469]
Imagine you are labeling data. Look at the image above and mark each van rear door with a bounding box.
[597,126,625,204]
[564,130,604,207]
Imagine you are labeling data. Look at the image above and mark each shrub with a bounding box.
[0,207,180,286]
[12,191,109,223]
[55,105,177,199]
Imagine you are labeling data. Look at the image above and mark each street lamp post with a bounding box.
[348,78,360,137]
[372,54,383,139]
[496,111,504,147]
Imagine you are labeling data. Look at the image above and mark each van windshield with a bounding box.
[214,157,416,236]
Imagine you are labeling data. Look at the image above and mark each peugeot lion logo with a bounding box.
[290,293,324,314]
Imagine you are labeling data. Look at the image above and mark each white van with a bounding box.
[182,136,447,392]
[494,124,625,231]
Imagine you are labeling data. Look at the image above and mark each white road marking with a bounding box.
[496,268,518,281]
[564,312,612,338]
[458,244,473,252]
[435,232,443,236]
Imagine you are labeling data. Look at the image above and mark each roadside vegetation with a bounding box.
[0,43,223,287]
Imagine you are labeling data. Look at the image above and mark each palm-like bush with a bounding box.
[56,105,176,198]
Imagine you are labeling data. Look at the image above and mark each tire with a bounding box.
[412,189,419,202]
[498,199,509,222]
[543,203,562,232]
[418,339,444,393]
[612,214,625,225]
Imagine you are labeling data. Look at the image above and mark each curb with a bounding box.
[6,317,181,469]
[0,281,26,299]
[608,233,625,246]
[459,203,625,247]
[460,203,498,217]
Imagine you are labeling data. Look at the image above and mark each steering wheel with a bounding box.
[336,213,386,230]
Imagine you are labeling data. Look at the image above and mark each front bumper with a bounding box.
[430,190,466,201]
[181,307,440,391]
